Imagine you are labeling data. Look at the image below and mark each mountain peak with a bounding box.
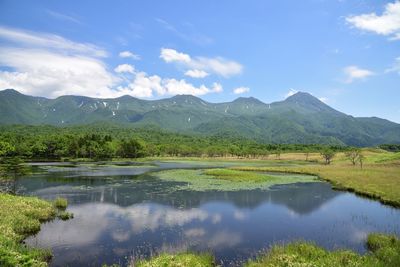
[0,88,22,95]
[169,94,204,103]
[286,91,318,102]
[282,91,342,115]
[233,96,264,105]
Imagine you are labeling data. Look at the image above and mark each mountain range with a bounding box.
[1,89,399,146]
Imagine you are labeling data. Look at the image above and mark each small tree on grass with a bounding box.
[345,149,361,166]
[320,149,336,165]
[358,154,365,169]
[304,148,310,161]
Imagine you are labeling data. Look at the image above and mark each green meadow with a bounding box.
[0,194,71,266]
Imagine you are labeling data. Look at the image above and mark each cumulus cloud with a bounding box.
[160,48,191,63]
[117,72,163,98]
[184,69,209,78]
[118,71,223,98]
[0,47,118,98]
[285,88,298,98]
[343,65,374,83]
[0,26,225,99]
[346,1,400,40]
[114,64,135,74]
[119,51,141,60]
[160,48,243,77]
[0,27,120,98]
[233,86,250,94]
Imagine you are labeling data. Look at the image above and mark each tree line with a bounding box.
[0,125,351,160]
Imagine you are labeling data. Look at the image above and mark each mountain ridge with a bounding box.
[0,89,399,146]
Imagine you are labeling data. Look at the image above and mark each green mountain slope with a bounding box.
[0,89,399,146]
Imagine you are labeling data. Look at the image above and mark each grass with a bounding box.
[225,150,400,206]
[108,233,399,267]
[53,197,68,210]
[57,211,74,220]
[135,252,214,267]
[153,168,318,191]
[0,194,72,266]
[245,233,400,267]
[231,162,400,207]
[0,194,55,266]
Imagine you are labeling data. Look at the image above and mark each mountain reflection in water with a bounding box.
[20,162,400,267]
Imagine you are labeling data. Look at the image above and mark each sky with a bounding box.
[0,0,399,122]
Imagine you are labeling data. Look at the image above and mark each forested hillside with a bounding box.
[1,89,399,146]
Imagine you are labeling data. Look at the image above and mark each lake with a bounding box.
[18,161,400,266]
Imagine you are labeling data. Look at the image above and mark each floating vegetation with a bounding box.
[153,168,318,191]
[57,211,74,221]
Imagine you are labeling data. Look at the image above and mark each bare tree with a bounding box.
[345,149,361,166]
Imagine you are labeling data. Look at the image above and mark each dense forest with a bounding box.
[0,124,354,160]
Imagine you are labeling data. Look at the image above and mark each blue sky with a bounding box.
[0,0,399,122]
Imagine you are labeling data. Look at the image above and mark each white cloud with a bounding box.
[184,69,209,78]
[117,72,163,98]
[285,88,298,98]
[346,1,400,40]
[212,83,223,93]
[318,97,328,103]
[160,48,243,77]
[0,27,224,99]
[119,51,141,60]
[0,26,107,57]
[118,71,223,98]
[114,64,135,74]
[46,9,81,24]
[233,86,250,94]
[163,79,222,96]
[343,65,374,83]
[160,48,191,63]
[0,47,118,98]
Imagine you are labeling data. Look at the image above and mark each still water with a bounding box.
[18,161,400,266]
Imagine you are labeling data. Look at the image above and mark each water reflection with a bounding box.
[20,174,339,215]
[21,162,400,267]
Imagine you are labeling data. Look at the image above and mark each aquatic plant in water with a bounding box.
[153,168,318,191]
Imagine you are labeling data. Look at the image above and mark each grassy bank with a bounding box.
[225,150,400,206]
[153,168,318,191]
[232,163,400,207]
[0,194,71,266]
[246,233,400,267]
[128,233,400,267]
